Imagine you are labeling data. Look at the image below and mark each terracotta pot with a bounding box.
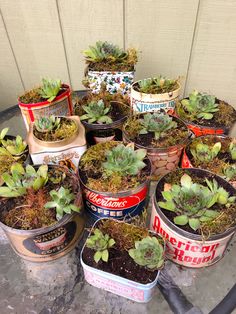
[0,166,85,262]
[122,115,190,180]
[18,84,73,131]
[81,218,163,302]
[151,168,236,268]
[27,116,87,170]
[131,80,181,114]
[86,70,135,95]
[181,134,236,188]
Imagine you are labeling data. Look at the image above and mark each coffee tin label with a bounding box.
[131,98,176,113]
[83,186,148,219]
[23,221,76,255]
[150,202,234,268]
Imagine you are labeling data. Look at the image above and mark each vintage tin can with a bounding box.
[131,80,181,114]
[87,70,134,95]
[27,116,87,170]
[18,84,73,131]
[150,169,236,268]
[80,219,161,302]
[80,182,149,220]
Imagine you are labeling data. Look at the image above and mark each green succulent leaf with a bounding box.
[188,218,200,231]
[174,215,189,226]
[94,251,102,263]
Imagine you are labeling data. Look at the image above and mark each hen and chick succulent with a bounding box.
[137,76,179,94]
[139,112,177,140]
[180,90,219,120]
[39,78,62,102]
[83,41,138,71]
[86,228,115,263]
[128,236,164,270]
[158,174,235,231]
[103,144,147,176]
[190,142,221,163]
[0,128,27,158]
[45,186,80,220]
[80,100,113,124]
[34,116,61,133]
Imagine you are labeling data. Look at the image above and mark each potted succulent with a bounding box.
[81,218,164,302]
[27,115,87,170]
[181,135,236,188]
[18,78,73,130]
[82,41,138,94]
[78,141,151,220]
[0,128,29,182]
[151,168,236,268]
[123,112,190,180]
[131,75,180,113]
[0,163,84,262]
[175,90,236,136]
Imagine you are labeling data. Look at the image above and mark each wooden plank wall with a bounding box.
[0,0,236,110]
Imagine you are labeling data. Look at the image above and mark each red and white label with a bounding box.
[150,200,234,268]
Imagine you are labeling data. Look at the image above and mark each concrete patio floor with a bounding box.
[0,107,235,314]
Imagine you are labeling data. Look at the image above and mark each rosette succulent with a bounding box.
[138,76,179,94]
[80,100,113,124]
[103,144,146,176]
[229,139,236,160]
[45,187,80,220]
[35,116,61,133]
[86,228,115,263]
[139,112,177,140]
[181,90,219,120]
[158,174,235,231]
[128,236,164,270]
[1,135,27,156]
[190,142,221,163]
[0,163,48,197]
[39,78,62,102]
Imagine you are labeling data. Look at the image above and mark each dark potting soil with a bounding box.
[82,247,158,284]
[155,169,236,235]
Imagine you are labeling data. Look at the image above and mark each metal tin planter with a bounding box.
[81,101,128,145]
[27,116,87,170]
[150,168,236,268]
[78,155,151,220]
[131,80,181,114]
[181,134,236,189]
[80,219,161,302]
[122,117,190,180]
[18,84,73,131]
[87,70,134,95]
[0,167,85,262]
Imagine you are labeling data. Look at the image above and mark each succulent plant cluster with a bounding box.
[158,174,235,231]
[34,116,61,133]
[137,76,179,94]
[0,163,48,197]
[128,236,164,270]
[0,128,27,158]
[103,144,147,176]
[181,90,219,120]
[139,112,178,140]
[45,186,80,220]
[80,100,113,124]
[190,142,221,163]
[86,228,115,263]
[39,78,62,102]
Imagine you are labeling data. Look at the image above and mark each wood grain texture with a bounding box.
[185,0,236,107]
[58,0,124,90]
[0,12,24,109]
[125,0,199,95]
[0,0,70,91]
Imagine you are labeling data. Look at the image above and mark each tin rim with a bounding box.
[131,80,181,98]
[153,168,236,241]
